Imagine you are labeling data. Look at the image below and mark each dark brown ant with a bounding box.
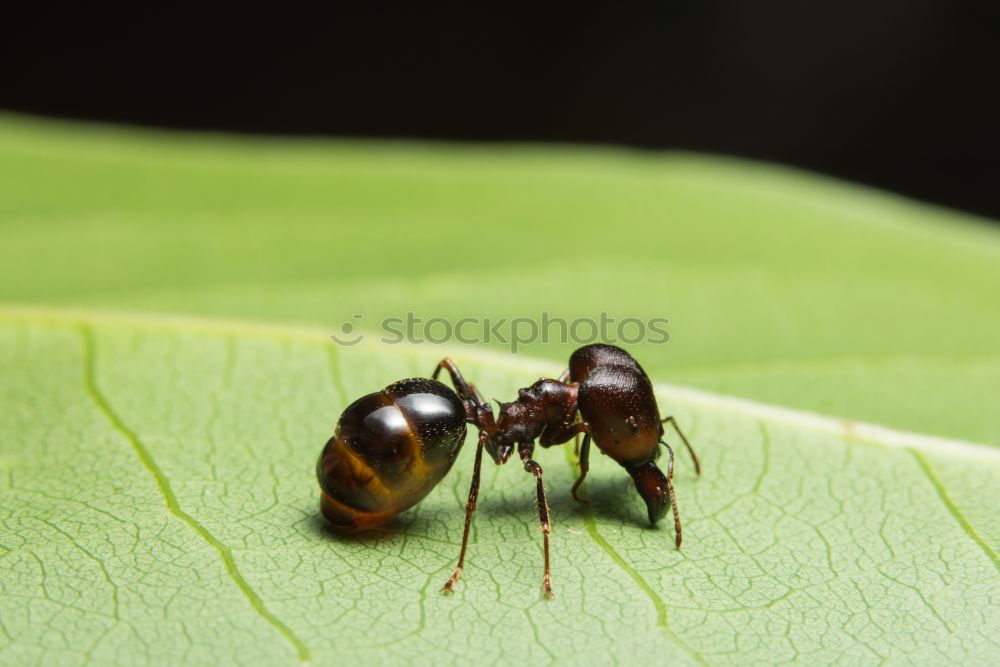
[315,343,700,598]
[433,343,701,597]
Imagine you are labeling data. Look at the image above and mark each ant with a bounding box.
[316,343,700,598]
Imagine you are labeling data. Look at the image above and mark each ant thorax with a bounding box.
[495,379,579,446]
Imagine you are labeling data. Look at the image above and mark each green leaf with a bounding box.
[1,114,999,445]
[1,116,999,664]
[2,309,999,665]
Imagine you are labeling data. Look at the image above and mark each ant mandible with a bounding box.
[315,343,701,598]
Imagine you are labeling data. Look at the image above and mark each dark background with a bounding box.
[3,3,999,219]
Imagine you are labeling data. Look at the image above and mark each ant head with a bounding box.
[466,399,509,464]
[492,400,514,432]
[484,435,512,465]
[485,399,532,464]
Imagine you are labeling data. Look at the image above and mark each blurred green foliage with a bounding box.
[2,114,998,444]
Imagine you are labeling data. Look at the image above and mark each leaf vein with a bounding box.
[908,448,1000,574]
[78,325,311,664]
[561,447,707,665]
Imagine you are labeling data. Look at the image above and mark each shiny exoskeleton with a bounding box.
[316,376,495,531]
[565,343,702,527]
[436,343,701,597]
[316,344,700,599]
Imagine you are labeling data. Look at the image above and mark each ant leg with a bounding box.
[518,442,554,598]
[537,420,590,504]
[661,416,701,476]
[433,358,486,408]
[442,431,487,594]
[557,368,570,383]
[539,421,589,447]
[570,433,592,505]
[659,440,683,549]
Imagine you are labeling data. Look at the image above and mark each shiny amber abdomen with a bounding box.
[317,378,467,530]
